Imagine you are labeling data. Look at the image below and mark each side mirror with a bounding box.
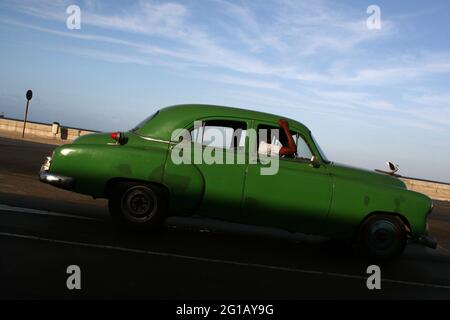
[386,161,399,174]
[310,155,321,168]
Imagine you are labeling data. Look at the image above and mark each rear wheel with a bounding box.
[108,181,167,230]
[358,214,407,261]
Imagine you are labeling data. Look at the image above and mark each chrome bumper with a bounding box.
[38,155,74,189]
[39,170,75,189]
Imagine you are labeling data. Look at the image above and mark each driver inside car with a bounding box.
[258,119,297,158]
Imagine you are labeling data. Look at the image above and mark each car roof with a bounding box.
[136,104,310,140]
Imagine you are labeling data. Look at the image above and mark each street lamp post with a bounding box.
[22,90,33,138]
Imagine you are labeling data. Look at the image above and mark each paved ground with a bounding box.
[0,136,450,299]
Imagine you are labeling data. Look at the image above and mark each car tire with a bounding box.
[358,214,407,261]
[108,181,167,230]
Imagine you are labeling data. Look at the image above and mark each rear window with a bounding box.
[130,111,159,132]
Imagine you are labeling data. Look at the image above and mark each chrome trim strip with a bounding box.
[134,134,174,144]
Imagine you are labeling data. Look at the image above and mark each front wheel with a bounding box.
[108,182,167,230]
[358,214,407,261]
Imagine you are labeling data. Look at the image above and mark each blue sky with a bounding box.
[1,0,450,181]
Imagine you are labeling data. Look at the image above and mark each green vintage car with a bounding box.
[39,104,436,260]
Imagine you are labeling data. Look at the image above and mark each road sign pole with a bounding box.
[22,90,33,138]
[22,100,30,138]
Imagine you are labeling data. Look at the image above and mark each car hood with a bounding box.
[327,162,407,189]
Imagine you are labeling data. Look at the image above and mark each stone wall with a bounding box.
[0,118,96,141]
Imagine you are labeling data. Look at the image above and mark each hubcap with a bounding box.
[368,220,397,251]
[121,186,157,223]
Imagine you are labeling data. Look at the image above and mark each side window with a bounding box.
[257,124,289,157]
[190,126,202,143]
[257,124,313,160]
[190,120,247,150]
[257,124,285,147]
[294,134,313,160]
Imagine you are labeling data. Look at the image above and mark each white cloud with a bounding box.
[2,0,450,135]
[405,93,450,107]
[0,0,395,77]
[291,53,450,86]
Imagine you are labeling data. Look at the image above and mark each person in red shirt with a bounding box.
[277,119,297,157]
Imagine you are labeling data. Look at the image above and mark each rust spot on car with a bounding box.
[364,196,370,206]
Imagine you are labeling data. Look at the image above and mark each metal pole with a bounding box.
[22,99,29,138]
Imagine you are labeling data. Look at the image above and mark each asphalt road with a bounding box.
[1,136,450,299]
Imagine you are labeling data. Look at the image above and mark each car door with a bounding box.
[242,121,333,234]
[165,117,249,221]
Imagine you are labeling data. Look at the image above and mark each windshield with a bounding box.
[311,134,330,163]
[130,111,159,133]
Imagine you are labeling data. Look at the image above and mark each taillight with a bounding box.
[111,132,122,142]
[110,132,127,145]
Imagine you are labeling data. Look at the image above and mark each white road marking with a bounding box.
[0,204,102,221]
[0,231,450,291]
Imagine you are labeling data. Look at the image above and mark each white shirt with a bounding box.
[258,141,281,156]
